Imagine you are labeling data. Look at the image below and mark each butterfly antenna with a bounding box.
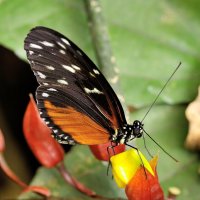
[143,129,178,162]
[141,62,182,123]
[142,134,153,158]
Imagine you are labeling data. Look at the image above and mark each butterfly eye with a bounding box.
[132,120,143,138]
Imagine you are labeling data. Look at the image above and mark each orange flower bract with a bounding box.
[125,156,164,200]
[89,142,125,161]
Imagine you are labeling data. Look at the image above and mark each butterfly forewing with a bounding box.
[24,26,126,145]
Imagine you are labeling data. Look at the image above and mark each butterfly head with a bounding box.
[115,120,143,144]
[132,120,144,138]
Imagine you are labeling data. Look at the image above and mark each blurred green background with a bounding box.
[0,0,199,199]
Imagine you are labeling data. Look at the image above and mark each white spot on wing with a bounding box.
[59,49,66,54]
[42,92,49,97]
[93,69,100,75]
[62,65,75,73]
[57,79,68,85]
[71,64,81,70]
[43,83,49,86]
[47,88,57,91]
[57,42,66,49]
[37,71,46,79]
[89,72,95,77]
[30,43,43,49]
[29,51,34,55]
[76,50,82,56]
[40,41,54,47]
[46,66,55,70]
[61,38,71,46]
[84,87,103,94]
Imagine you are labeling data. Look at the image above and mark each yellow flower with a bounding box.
[110,148,154,188]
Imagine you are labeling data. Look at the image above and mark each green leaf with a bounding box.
[102,0,200,107]
[0,0,94,60]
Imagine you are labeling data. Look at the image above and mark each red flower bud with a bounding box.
[125,156,164,200]
[23,94,64,168]
[89,142,125,161]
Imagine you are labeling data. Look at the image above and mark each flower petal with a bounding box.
[89,142,125,161]
[110,149,154,188]
[125,156,164,200]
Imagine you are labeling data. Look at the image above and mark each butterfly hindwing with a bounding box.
[24,26,126,145]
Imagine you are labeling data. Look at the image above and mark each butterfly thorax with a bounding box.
[113,120,144,144]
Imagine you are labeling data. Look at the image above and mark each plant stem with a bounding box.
[57,162,127,199]
[0,153,27,188]
[84,0,128,116]
[57,162,101,198]
[0,153,51,197]
[84,0,116,76]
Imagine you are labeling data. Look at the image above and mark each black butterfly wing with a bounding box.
[24,26,127,145]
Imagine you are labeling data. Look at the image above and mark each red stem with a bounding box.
[57,162,101,198]
[0,153,27,188]
[0,153,51,197]
[57,163,126,200]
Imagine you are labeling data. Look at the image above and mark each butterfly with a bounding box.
[24,26,144,146]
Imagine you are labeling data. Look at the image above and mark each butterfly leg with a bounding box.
[125,143,147,179]
[129,135,153,158]
[106,142,117,176]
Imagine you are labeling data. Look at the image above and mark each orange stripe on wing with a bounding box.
[44,100,110,145]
